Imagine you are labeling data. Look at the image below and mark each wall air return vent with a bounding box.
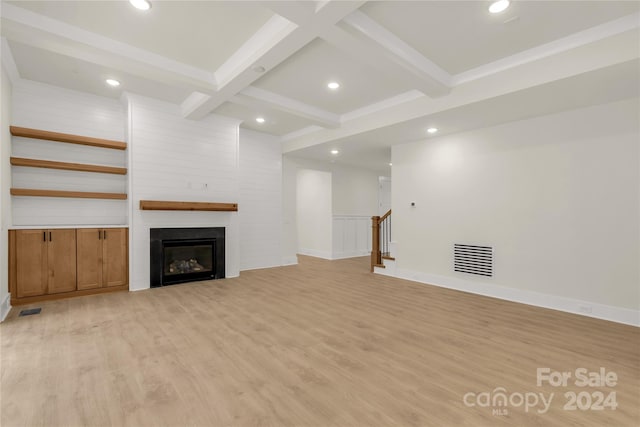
[454,244,493,277]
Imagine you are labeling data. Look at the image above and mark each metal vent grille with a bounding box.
[454,244,493,277]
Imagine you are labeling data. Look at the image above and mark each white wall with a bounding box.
[11,80,127,225]
[332,166,379,216]
[296,169,332,259]
[283,156,379,261]
[391,98,639,325]
[239,129,283,271]
[282,156,298,265]
[0,65,12,320]
[127,94,241,290]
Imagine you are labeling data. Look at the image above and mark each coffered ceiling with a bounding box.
[1,1,639,174]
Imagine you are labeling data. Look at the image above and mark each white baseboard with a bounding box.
[281,255,299,266]
[240,261,287,272]
[385,268,639,327]
[331,250,370,260]
[1,293,12,322]
[298,248,333,260]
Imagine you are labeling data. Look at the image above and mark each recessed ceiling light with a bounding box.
[389,163,393,166]
[330,149,339,155]
[129,0,151,10]
[256,117,265,124]
[327,82,340,90]
[427,127,438,134]
[489,0,510,14]
[105,79,120,87]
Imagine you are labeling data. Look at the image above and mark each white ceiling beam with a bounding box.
[1,37,21,85]
[452,12,640,85]
[317,13,452,97]
[213,15,296,90]
[320,26,451,98]
[340,10,452,89]
[282,29,640,153]
[0,2,216,94]
[180,92,213,119]
[185,0,367,120]
[341,90,425,122]
[233,86,340,128]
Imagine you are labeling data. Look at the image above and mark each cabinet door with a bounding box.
[15,230,48,298]
[103,228,128,287]
[47,229,77,294]
[77,229,103,290]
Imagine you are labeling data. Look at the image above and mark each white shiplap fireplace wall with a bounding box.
[126,94,242,290]
[6,80,287,298]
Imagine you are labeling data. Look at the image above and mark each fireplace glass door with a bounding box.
[161,239,216,285]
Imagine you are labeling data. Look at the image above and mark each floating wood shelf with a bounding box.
[140,200,238,211]
[11,157,127,175]
[10,126,127,150]
[11,188,127,200]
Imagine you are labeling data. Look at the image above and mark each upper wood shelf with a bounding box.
[140,200,238,211]
[10,126,127,150]
[11,188,127,200]
[11,157,127,175]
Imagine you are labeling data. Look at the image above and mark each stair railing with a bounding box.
[371,209,391,272]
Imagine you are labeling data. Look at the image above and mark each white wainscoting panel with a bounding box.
[332,215,371,259]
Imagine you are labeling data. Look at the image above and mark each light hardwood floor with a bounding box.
[1,256,638,426]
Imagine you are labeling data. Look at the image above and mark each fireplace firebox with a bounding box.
[150,227,225,287]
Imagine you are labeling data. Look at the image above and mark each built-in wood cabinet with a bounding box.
[9,227,128,305]
[46,229,77,294]
[77,228,128,290]
[13,229,48,298]
[13,229,76,298]
[103,228,128,287]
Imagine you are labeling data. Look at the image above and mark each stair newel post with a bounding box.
[371,215,381,272]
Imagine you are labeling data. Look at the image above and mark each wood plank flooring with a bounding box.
[1,256,638,426]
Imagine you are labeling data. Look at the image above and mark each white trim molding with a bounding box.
[298,248,333,260]
[332,250,370,260]
[281,255,299,266]
[1,293,12,322]
[379,268,639,327]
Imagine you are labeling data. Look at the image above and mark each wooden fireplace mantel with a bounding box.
[139,200,238,212]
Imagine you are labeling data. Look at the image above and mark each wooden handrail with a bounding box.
[140,200,238,211]
[10,126,127,150]
[371,215,381,272]
[371,209,392,272]
[11,188,127,200]
[11,157,127,175]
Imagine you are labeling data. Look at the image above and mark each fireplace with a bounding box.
[150,227,225,287]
